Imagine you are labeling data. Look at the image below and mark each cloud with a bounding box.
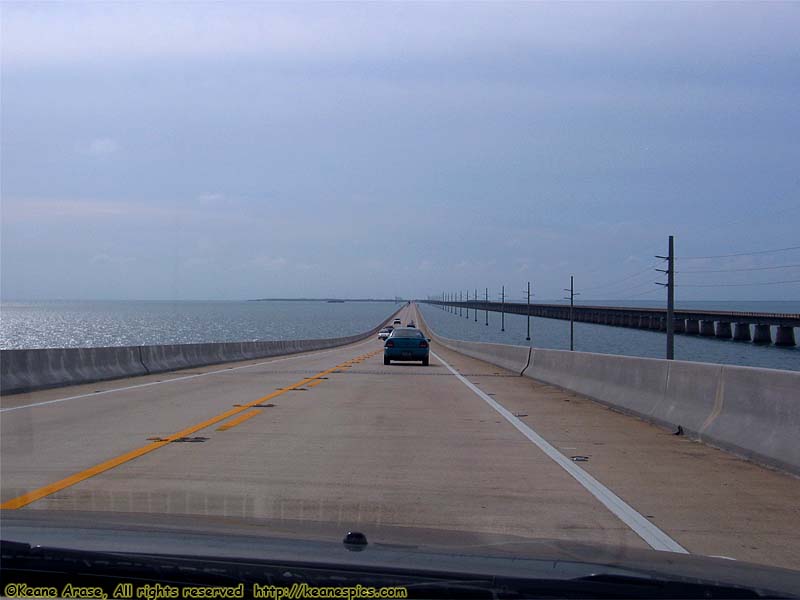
[2,198,171,220]
[90,254,135,266]
[80,138,120,157]
[197,192,225,205]
[249,256,288,271]
[4,2,797,71]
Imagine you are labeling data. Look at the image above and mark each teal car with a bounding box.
[384,327,430,366]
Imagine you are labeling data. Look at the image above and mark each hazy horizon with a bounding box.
[3,297,798,307]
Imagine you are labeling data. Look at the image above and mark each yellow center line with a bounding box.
[216,409,262,431]
[0,361,346,510]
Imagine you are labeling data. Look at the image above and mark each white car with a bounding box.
[393,318,402,326]
[378,328,392,340]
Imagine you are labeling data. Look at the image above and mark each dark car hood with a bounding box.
[2,510,799,596]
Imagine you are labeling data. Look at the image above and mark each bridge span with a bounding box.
[2,303,799,573]
[427,300,799,346]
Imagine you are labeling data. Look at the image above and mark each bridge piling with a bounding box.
[715,322,733,339]
[686,319,700,334]
[753,324,772,344]
[700,320,716,336]
[733,323,752,341]
[775,326,797,347]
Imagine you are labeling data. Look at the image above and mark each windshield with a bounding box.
[2,2,800,597]
[389,329,424,338]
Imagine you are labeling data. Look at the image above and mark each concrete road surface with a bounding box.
[2,304,799,570]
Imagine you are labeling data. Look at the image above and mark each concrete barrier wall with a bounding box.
[526,349,670,420]
[703,366,800,475]
[0,306,404,395]
[433,339,530,374]
[416,306,800,475]
[415,310,530,374]
[0,347,149,395]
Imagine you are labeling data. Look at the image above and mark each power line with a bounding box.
[677,279,800,287]
[678,263,800,274]
[624,287,663,299]
[579,260,665,292]
[591,275,665,298]
[679,245,800,260]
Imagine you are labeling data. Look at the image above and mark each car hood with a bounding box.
[2,510,799,595]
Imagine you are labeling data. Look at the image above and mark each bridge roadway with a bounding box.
[2,304,799,571]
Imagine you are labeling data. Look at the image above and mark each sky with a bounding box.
[1,1,799,302]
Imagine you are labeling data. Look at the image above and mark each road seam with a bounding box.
[432,349,688,554]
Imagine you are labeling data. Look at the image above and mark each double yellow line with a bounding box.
[1,350,380,510]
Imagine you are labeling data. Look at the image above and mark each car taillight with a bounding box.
[385,340,394,347]
[419,340,428,348]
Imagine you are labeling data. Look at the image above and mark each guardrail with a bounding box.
[0,307,404,395]
[415,306,800,476]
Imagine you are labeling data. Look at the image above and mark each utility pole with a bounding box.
[563,276,579,351]
[501,285,505,332]
[485,288,489,326]
[474,289,478,322]
[465,290,469,319]
[459,291,463,317]
[526,281,531,342]
[656,235,675,360]
[569,276,574,351]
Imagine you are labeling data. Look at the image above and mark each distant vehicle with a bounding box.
[407,321,416,328]
[377,328,391,340]
[393,318,402,326]
[384,327,430,366]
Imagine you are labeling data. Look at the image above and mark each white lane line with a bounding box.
[432,350,688,554]
[0,340,377,413]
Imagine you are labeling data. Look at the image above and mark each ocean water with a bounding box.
[419,301,800,372]
[0,300,402,349]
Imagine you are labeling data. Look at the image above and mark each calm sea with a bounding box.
[0,300,402,349]
[2,299,797,372]
[419,301,800,372]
